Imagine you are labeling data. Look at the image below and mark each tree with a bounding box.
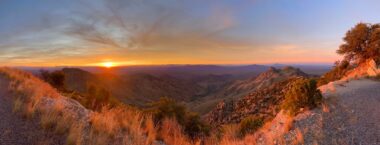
[40,70,66,91]
[337,23,380,63]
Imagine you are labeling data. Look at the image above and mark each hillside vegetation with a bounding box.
[0,67,297,145]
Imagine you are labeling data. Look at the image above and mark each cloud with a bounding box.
[0,0,341,66]
[62,0,243,51]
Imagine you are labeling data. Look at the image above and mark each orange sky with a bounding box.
[2,0,376,67]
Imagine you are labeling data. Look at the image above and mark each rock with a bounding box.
[205,77,304,126]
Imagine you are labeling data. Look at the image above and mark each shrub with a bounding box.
[184,112,211,139]
[40,70,66,91]
[147,97,210,140]
[148,97,187,125]
[65,84,119,111]
[317,60,351,86]
[85,85,114,110]
[282,79,322,115]
[238,116,264,137]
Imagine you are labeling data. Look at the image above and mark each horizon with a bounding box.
[11,62,333,68]
[1,0,379,66]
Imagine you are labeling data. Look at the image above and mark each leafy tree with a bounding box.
[337,23,380,63]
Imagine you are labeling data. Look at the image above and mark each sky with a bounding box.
[0,0,380,66]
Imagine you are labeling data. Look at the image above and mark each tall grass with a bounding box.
[0,67,303,145]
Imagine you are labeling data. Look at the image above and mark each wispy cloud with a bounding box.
[0,0,345,66]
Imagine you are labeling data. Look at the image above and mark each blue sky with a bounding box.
[0,0,380,66]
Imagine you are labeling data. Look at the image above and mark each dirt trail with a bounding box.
[291,79,380,145]
[0,76,65,145]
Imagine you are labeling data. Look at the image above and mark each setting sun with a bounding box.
[102,62,115,68]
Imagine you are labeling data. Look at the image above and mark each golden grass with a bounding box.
[66,124,84,145]
[159,118,193,145]
[12,97,23,113]
[1,67,304,145]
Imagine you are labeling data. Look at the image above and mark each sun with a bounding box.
[102,62,115,68]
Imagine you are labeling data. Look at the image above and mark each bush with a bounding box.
[317,60,351,86]
[282,79,322,115]
[184,112,211,139]
[238,116,264,137]
[148,97,210,140]
[148,97,187,125]
[84,84,119,110]
[40,70,66,91]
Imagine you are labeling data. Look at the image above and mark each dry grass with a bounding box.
[1,67,305,145]
[66,124,84,145]
[159,118,193,145]
[12,97,23,113]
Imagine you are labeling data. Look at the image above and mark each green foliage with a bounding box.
[40,70,66,91]
[148,97,187,125]
[238,116,264,137]
[184,112,211,139]
[337,23,380,63]
[282,79,322,115]
[148,97,210,139]
[318,60,351,86]
[64,85,119,111]
[40,69,119,111]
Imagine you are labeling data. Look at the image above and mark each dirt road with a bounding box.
[292,79,380,145]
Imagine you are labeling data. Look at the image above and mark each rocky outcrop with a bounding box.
[206,77,303,125]
[258,60,380,144]
[205,67,309,125]
[342,59,380,80]
[222,66,309,98]
[319,59,380,94]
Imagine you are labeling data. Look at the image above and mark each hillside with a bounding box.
[205,77,299,125]
[0,67,197,145]
[221,66,308,98]
[0,75,66,145]
[190,66,310,114]
[246,59,380,144]
[0,67,321,145]
[1,63,377,145]
[62,68,214,106]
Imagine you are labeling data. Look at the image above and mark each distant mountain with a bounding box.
[270,64,331,75]
[62,68,103,93]
[60,68,238,107]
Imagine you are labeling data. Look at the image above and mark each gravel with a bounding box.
[288,79,380,145]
